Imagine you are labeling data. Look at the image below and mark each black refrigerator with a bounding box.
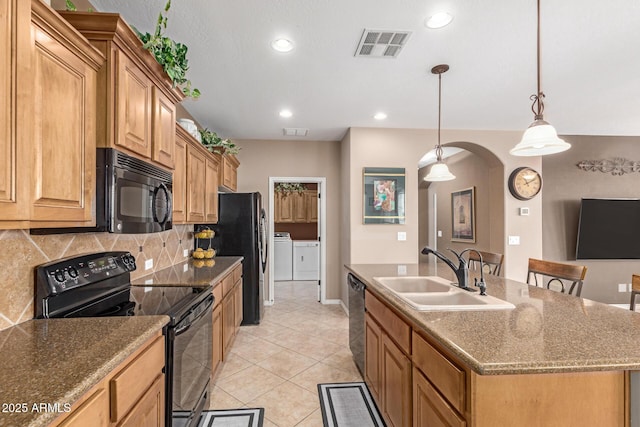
[197,192,267,324]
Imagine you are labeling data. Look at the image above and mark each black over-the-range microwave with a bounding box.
[32,148,173,235]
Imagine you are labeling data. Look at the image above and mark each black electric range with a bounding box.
[35,251,213,427]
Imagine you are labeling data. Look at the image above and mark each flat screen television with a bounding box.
[576,198,640,259]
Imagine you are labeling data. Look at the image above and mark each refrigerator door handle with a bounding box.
[259,208,268,272]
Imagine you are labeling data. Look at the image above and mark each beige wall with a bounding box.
[419,150,504,261]
[0,225,193,331]
[342,127,542,284]
[234,139,342,301]
[542,135,640,303]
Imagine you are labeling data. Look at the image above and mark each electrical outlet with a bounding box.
[145,258,153,270]
[508,236,520,245]
[437,230,442,237]
[397,265,407,275]
[397,232,407,241]
[618,283,628,293]
[183,249,189,258]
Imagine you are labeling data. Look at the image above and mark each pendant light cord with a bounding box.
[530,0,545,120]
[436,71,443,161]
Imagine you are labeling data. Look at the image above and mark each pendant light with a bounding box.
[425,64,456,182]
[510,0,570,156]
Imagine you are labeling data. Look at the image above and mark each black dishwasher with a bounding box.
[348,273,366,376]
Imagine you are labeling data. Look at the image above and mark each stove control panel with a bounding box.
[36,251,137,295]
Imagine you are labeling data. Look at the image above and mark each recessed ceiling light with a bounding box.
[279,109,293,118]
[425,12,453,29]
[374,112,387,120]
[271,38,294,53]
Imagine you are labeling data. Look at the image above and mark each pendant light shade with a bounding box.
[424,64,455,182]
[511,0,571,157]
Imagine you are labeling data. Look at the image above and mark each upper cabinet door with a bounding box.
[0,0,30,224]
[116,51,152,159]
[152,87,175,169]
[30,2,102,223]
[204,157,219,223]
[186,143,206,223]
[172,130,187,224]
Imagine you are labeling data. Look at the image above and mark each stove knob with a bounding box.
[68,267,78,278]
[54,270,66,283]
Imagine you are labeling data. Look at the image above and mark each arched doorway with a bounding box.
[418,141,505,262]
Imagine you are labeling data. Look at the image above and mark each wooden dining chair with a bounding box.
[630,275,640,311]
[467,250,504,276]
[526,258,588,297]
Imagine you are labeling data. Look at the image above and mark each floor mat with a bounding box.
[317,382,385,427]
[173,408,264,427]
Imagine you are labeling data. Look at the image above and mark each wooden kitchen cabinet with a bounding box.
[175,125,219,224]
[365,291,412,427]
[364,313,382,403]
[218,154,240,192]
[205,156,220,223]
[58,11,184,169]
[305,189,318,222]
[152,88,177,170]
[274,192,295,223]
[274,189,318,224]
[220,263,243,357]
[0,1,103,229]
[172,128,187,223]
[212,304,223,377]
[50,332,165,427]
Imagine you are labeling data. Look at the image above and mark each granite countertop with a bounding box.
[131,256,243,288]
[0,316,168,427]
[346,262,640,375]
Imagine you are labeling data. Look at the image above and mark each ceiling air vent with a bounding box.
[355,29,411,58]
[283,128,309,137]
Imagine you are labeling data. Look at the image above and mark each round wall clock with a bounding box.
[508,167,542,200]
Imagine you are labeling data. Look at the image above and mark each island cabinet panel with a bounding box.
[222,284,235,359]
[365,312,382,403]
[470,370,626,427]
[216,264,243,366]
[365,291,412,427]
[412,331,465,414]
[234,276,243,327]
[413,368,465,427]
[381,333,412,427]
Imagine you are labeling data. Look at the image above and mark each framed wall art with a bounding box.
[363,167,405,224]
[451,187,475,242]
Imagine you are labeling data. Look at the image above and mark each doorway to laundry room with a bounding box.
[267,177,326,305]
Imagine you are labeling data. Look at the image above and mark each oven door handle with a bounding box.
[174,295,214,336]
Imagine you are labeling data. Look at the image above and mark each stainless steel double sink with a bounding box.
[373,276,515,311]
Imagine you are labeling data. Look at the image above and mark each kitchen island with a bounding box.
[346,262,640,426]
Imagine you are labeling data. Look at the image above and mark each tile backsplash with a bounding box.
[0,225,194,331]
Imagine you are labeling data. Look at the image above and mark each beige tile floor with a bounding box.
[209,281,362,426]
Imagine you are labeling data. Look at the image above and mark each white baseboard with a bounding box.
[264,300,274,306]
[322,299,341,305]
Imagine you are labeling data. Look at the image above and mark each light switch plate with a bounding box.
[397,232,407,241]
[437,230,443,237]
[508,236,520,245]
[145,258,153,270]
[183,249,189,258]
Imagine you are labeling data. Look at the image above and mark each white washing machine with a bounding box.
[293,240,320,280]
[274,232,293,281]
